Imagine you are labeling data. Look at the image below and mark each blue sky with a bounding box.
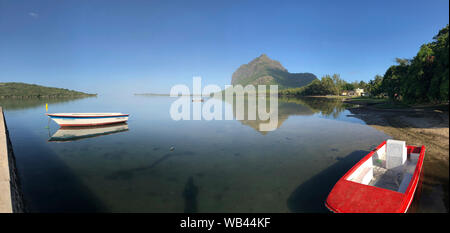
[0,0,448,95]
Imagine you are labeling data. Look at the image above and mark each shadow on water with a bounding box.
[183,176,198,213]
[287,150,369,213]
[106,151,195,180]
[14,139,107,212]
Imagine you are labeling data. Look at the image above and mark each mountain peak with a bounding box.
[247,54,287,72]
[231,55,317,88]
[258,53,269,59]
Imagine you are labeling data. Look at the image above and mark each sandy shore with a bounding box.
[346,101,449,212]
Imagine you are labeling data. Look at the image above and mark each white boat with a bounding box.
[192,97,204,102]
[46,113,129,127]
[48,123,129,142]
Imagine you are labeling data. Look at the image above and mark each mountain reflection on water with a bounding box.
[227,96,350,134]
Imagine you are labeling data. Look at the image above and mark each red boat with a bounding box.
[325,140,425,213]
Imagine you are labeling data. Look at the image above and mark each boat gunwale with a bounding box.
[46,113,129,118]
[325,141,425,213]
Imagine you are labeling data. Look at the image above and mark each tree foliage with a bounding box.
[0,82,97,98]
[280,25,448,103]
[279,74,367,96]
[367,24,449,103]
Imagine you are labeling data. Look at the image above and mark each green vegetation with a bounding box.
[366,24,449,104]
[279,74,367,96]
[231,54,317,89]
[0,82,97,98]
[280,24,449,106]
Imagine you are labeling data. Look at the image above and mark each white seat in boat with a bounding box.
[352,167,373,185]
[386,139,407,169]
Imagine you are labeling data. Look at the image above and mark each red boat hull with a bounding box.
[325,141,425,213]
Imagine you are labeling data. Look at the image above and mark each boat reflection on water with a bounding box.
[48,123,129,142]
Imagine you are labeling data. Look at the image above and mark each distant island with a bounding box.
[231,54,317,89]
[0,82,97,98]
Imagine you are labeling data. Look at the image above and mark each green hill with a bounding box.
[0,82,97,98]
[231,54,317,89]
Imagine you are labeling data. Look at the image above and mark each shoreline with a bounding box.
[346,101,449,212]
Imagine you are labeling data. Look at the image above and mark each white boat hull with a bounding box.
[47,113,129,127]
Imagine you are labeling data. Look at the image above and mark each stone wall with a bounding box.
[0,107,25,213]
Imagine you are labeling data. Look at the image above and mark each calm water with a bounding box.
[1,95,391,212]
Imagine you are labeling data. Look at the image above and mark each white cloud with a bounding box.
[28,12,39,18]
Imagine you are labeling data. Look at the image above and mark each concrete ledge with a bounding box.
[0,107,25,213]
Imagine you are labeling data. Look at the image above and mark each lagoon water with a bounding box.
[1,95,390,212]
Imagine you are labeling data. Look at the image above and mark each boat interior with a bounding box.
[346,140,420,194]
